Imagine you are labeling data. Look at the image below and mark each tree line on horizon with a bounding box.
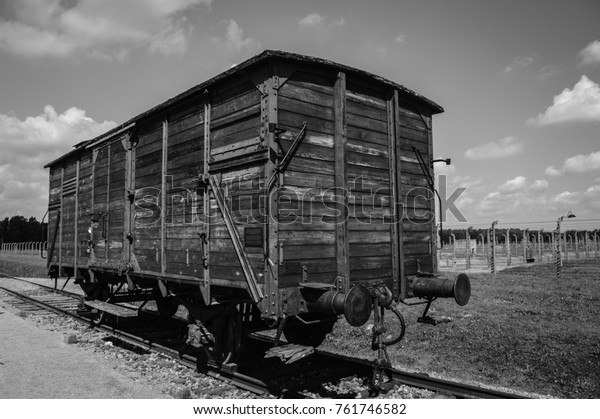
[0,216,47,244]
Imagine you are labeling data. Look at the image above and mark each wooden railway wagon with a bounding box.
[45,50,469,363]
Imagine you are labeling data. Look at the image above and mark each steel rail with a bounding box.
[312,350,529,399]
[0,283,271,396]
[0,274,83,298]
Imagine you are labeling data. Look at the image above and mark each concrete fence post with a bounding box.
[491,220,498,274]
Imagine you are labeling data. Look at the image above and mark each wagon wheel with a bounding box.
[283,320,335,348]
[156,295,179,318]
[207,308,243,364]
[89,283,110,326]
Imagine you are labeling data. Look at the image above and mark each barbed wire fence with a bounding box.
[0,242,47,255]
[438,218,600,276]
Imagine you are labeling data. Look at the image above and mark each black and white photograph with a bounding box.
[0,0,598,414]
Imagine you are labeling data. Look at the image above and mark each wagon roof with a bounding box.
[45,50,443,168]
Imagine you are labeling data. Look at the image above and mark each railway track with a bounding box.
[0,275,276,396]
[0,274,527,399]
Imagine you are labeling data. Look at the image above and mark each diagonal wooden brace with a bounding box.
[208,175,264,303]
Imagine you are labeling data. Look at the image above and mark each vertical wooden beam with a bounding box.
[89,149,98,263]
[122,133,133,267]
[387,93,399,298]
[73,159,80,278]
[202,95,211,304]
[394,92,406,299]
[334,71,349,291]
[161,120,168,274]
[58,166,64,274]
[262,64,278,318]
[425,113,437,274]
[105,143,111,260]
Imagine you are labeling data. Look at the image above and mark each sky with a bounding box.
[0,0,599,232]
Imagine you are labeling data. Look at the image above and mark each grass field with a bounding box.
[0,253,48,278]
[2,253,598,398]
[325,260,600,398]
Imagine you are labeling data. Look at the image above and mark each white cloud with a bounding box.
[465,136,524,160]
[299,12,326,26]
[299,12,344,28]
[498,176,528,192]
[504,54,538,73]
[545,150,600,176]
[580,40,600,66]
[395,35,406,44]
[0,0,211,60]
[329,17,345,28]
[529,179,549,192]
[528,75,600,125]
[216,19,260,53]
[550,186,600,214]
[545,166,563,176]
[496,176,548,194]
[0,105,116,218]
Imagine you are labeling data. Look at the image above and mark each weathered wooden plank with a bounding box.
[284,71,335,96]
[348,220,393,231]
[211,103,261,130]
[167,124,204,147]
[346,96,388,122]
[135,164,161,178]
[278,111,334,136]
[349,243,391,257]
[209,266,256,282]
[212,89,261,121]
[277,216,336,231]
[279,83,334,108]
[283,171,334,189]
[135,150,163,168]
[279,230,335,245]
[132,248,161,271]
[349,255,392,269]
[278,95,334,121]
[282,244,335,259]
[279,130,333,149]
[347,139,388,158]
[347,125,388,146]
[210,115,261,143]
[168,111,203,136]
[349,231,391,244]
[347,112,388,134]
[350,267,393,280]
[347,164,390,183]
[286,156,336,176]
[279,138,334,163]
[348,205,392,219]
[167,152,203,172]
[209,252,263,269]
[347,150,389,170]
[211,79,260,116]
[398,125,428,143]
[134,174,161,189]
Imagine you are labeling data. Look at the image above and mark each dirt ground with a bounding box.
[0,308,167,399]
